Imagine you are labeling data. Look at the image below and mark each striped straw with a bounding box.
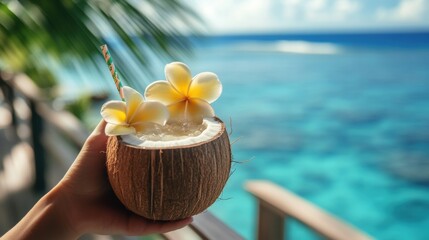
[100,44,125,101]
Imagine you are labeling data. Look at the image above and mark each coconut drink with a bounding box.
[100,59,231,221]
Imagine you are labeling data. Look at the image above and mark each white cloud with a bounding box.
[281,0,301,19]
[334,0,360,17]
[190,0,277,33]
[304,0,360,22]
[185,0,427,33]
[376,0,427,22]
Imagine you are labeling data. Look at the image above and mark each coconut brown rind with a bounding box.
[106,120,231,221]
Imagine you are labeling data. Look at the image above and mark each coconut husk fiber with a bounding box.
[106,121,231,221]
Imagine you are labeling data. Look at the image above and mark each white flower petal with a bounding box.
[189,72,222,103]
[100,101,127,124]
[131,101,169,125]
[105,123,136,136]
[123,86,144,118]
[133,122,157,133]
[144,80,184,105]
[165,62,192,95]
[167,101,187,123]
[186,99,215,124]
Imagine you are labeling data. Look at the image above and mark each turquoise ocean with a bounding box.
[62,32,429,239]
[191,32,429,240]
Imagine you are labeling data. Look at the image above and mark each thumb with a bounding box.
[81,119,108,155]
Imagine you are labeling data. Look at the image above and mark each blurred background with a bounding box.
[1,0,429,239]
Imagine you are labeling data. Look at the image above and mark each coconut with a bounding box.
[106,117,231,221]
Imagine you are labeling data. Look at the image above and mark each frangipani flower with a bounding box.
[101,86,169,136]
[145,62,222,124]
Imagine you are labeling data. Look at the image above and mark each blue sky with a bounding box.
[185,0,429,33]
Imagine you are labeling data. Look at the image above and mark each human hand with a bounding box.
[2,120,192,240]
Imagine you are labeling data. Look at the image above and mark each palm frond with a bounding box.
[0,0,202,90]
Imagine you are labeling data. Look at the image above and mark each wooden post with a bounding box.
[257,201,285,240]
[30,100,46,193]
[0,74,18,129]
[246,181,373,240]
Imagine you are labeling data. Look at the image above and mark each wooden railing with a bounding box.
[163,212,243,240]
[246,180,373,240]
[0,72,243,240]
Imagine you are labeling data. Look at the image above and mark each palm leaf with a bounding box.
[0,0,202,90]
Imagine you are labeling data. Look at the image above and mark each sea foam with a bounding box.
[236,40,342,54]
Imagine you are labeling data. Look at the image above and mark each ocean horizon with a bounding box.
[195,30,429,48]
[58,30,429,239]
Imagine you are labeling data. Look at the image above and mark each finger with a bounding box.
[91,119,108,137]
[125,215,193,236]
[81,119,108,155]
[70,119,108,176]
[144,217,194,234]
[62,119,109,189]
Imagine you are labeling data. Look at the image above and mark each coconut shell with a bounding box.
[106,120,231,221]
